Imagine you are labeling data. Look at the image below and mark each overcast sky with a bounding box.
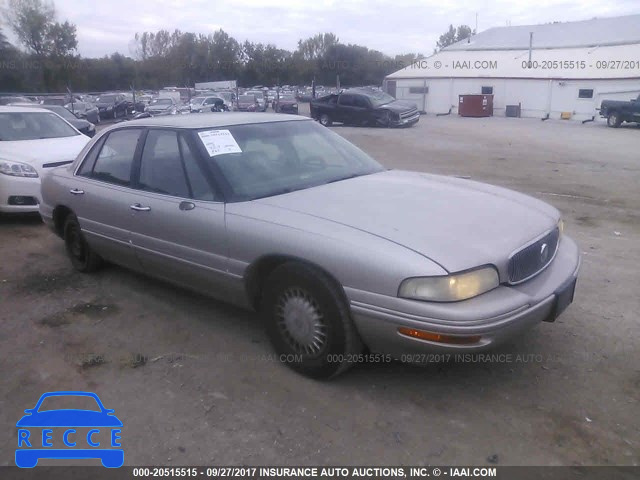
[13,0,640,58]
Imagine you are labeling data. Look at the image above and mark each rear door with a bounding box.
[336,94,355,123]
[127,128,231,296]
[70,128,144,266]
[352,94,373,125]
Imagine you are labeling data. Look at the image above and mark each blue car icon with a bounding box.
[16,391,123,468]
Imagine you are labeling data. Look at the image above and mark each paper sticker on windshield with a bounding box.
[197,130,242,157]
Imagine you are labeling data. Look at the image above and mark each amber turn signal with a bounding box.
[397,327,481,345]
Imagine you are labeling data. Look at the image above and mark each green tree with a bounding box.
[4,0,76,56]
[436,24,474,51]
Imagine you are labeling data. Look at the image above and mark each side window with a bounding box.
[77,137,106,177]
[91,129,141,186]
[339,94,354,107]
[139,130,189,197]
[178,135,215,201]
[353,95,370,108]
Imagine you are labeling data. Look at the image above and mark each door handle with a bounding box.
[179,201,195,211]
[130,203,151,212]
[69,188,84,195]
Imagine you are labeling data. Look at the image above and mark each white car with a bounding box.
[0,106,90,213]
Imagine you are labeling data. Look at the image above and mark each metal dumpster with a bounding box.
[459,94,494,117]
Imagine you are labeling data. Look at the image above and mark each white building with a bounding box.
[385,15,640,121]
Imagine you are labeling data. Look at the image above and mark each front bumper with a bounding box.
[391,112,420,127]
[0,174,41,213]
[347,235,581,357]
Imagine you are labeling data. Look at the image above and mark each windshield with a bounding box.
[247,91,264,99]
[367,90,395,107]
[196,120,384,202]
[151,99,173,106]
[280,95,296,101]
[37,395,101,412]
[238,95,255,102]
[96,95,118,103]
[191,97,206,104]
[0,112,79,141]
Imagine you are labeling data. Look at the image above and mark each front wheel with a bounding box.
[384,111,393,128]
[261,262,362,379]
[607,112,621,128]
[64,214,103,272]
[319,113,332,127]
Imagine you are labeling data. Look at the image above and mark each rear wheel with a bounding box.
[64,214,103,272]
[319,113,332,127]
[607,112,621,128]
[261,262,362,379]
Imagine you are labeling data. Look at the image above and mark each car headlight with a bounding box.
[398,266,499,302]
[88,124,95,131]
[0,160,39,178]
[293,104,298,108]
[558,219,564,236]
[106,106,113,110]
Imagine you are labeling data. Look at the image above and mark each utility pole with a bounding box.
[528,32,534,63]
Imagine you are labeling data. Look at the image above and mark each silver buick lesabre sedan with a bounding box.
[40,113,580,378]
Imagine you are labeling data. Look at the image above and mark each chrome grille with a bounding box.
[508,228,560,284]
[400,108,418,119]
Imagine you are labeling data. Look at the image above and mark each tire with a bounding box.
[64,214,103,273]
[607,112,621,128]
[319,113,332,127]
[384,111,393,128]
[261,262,363,379]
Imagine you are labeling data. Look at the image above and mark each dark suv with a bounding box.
[310,88,419,128]
[94,93,129,120]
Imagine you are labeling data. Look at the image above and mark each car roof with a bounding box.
[0,105,51,113]
[112,112,310,129]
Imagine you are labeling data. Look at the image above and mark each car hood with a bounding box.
[17,411,123,427]
[255,170,559,273]
[68,118,91,129]
[379,100,418,113]
[0,135,90,170]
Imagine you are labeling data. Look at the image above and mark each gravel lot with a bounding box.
[1,109,639,467]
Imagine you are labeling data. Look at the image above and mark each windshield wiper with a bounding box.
[251,187,298,200]
[326,173,362,184]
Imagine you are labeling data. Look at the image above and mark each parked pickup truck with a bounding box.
[600,94,640,128]
[310,88,419,128]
